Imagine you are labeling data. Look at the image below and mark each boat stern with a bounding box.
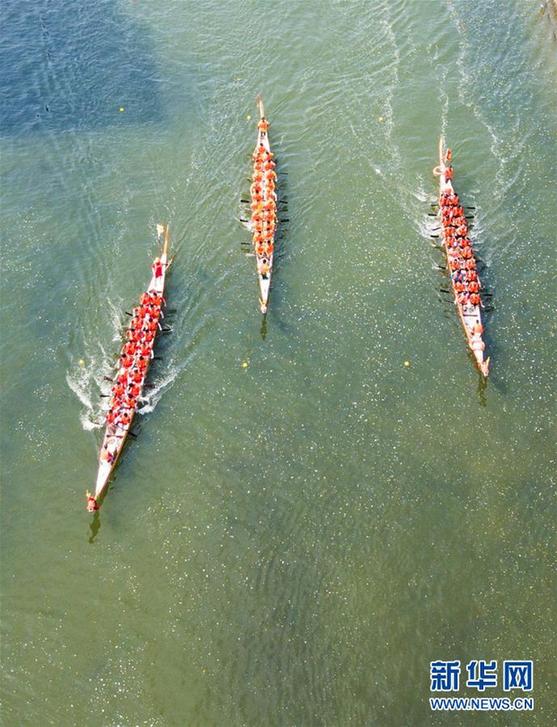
[258,275,271,315]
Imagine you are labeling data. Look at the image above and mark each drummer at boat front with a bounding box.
[260,259,270,279]
[152,257,164,278]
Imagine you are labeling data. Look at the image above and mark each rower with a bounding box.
[112,382,125,398]
[120,354,134,369]
[117,412,131,429]
[123,341,135,357]
[258,118,269,134]
[116,371,129,386]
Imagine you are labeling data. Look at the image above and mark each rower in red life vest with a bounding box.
[469,293,481,306]
[120,353,134,368]
[116,371,129,386]
[112,380,126,397]
[116,411,131,429]
[141,342,153,359]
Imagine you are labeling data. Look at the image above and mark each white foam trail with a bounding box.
[66,368,94,410]
[137,360,183,414]
[66,358,107,431]
[107,298,124,341]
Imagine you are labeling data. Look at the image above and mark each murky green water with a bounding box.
[1,1,556,725]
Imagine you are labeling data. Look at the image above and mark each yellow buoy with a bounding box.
[78,359,85,367]
[404,360,410,368]
[241,361,249,369]
[378,116,384,122]
[119,107,125,112]
[246,114,251,121]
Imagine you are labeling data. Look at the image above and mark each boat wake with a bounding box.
[66,298,126,431]
[66,353,109,431]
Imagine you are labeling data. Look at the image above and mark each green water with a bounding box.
[1,1,556,725]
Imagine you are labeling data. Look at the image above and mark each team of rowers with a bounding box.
[101,283,165,454]
[250,117,277,279]
[439,185,482,309]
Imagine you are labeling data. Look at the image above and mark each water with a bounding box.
[1,1,556,725]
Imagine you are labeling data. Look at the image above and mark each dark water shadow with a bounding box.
[260,315,268,340]
[477,372,488,407]
[88,510,101,543]
[1,0,164,136]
